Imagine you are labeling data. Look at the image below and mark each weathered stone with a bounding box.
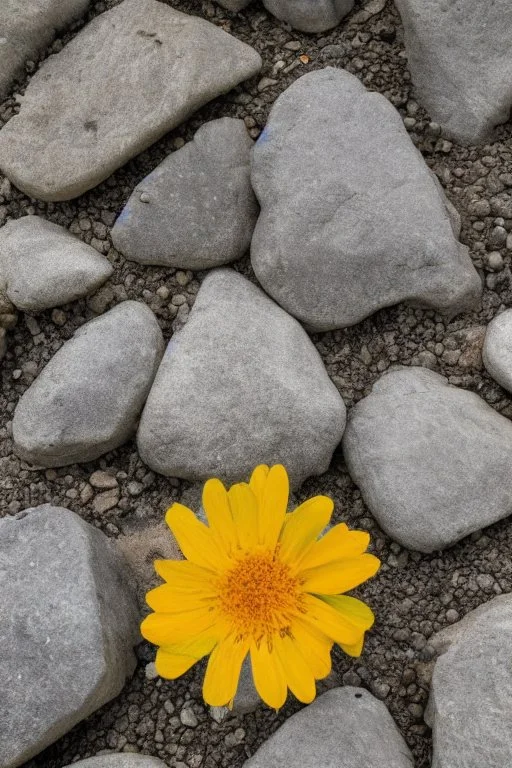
[137,268,345,489]
[0,0,90,101]
[342,367,512,552]
[483,310,512,393]
[251,68,481,331]
[66,757,166,768]
[394,0,512,144]
[13,301,164,467]
[215,0,253,10]
[426,595,512,768]
[0,216,113,311]
[262,0,353,32]
[244,687,413,768]
[0,327,6,362]
[112,118,258,269]
[0,505,139,768]
[0,0,262,201]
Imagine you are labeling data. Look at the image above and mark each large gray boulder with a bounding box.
[137,268,346,489]
[13,301,164,467]
[426,595,512,768]
[0,216,113,311]
[483,309,512,394]
[0,505,140,768]
[394,0,512,144]
[244,687,413,768]
[0,0,262,201]
[342,367,512,552]
[262,0,353,32]
[250,68,481,331]
[0,0,90,101]
[66,758,166,768]
[112,118,258,269]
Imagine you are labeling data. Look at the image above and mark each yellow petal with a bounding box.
[146,582,216,612]
[228,483,259,550]
[258,464,288,549]
[154,559,212,585]
[202,478,238,553]
[249,464,270,503]
[165,503,228,571]
[278,496,333,566]
[300,594,362,646]
[250,639,288,709]
[301,554,380,595]
[141,607,216,646]
[290,618,332,680]
[160,634,218,659]
[339,635,365,658]
[202,635,248,707]
[321,595,375,632]
[274,634,316,704]
[155,649,198,679]
[297,524,371,571]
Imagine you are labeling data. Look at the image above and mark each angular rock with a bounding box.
[13,301,164,467]
[426,595,512,768]
[67,757,166,768]
[342,367,512,552]
[0,505,139,768]
[137,268,345,488]
[0,0,262,201]
[251,68,481,331]
[0,216,113,311]
[262,0,353,32]
[483,310,512,393]
[0,0,90,101]
[244,687,413,768]
[112,118,258,269]
[394,0,512,144]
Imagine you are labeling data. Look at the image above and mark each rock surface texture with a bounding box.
[0,505,140,768]
[13,301,164,467]
[482,309,512,394]
[0,216,113,311]
[0,0,90,100]
[137,268,346,488]
[112,118,258,269]
[0,0,262,201]
[342,367,512,552]
[251,68,481,331]
[244,687,413,768]
[426,595,512,768]
[66,757,166,768]
[394,0,512,144]
[215,0,253,10]
[261,0,354,32]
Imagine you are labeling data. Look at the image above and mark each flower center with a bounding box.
[217,551,302,643]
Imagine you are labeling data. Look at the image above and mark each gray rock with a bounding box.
[137,268,345,489]
[13,301,164,467]
[426,595,512,768]
[244,687,413,768]
[0,0,262,201]
[215,0,253,10]
[112,118,258,269]
[0,0,90,101]
[0,505,140,768]
[342,367,512,552]
[66,757,166,768]
[0,216,113,311]
[250,68,481,331]
[262,0,353,32]
[483,310,512,393]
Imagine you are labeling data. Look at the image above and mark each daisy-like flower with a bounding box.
[141,464,380,709]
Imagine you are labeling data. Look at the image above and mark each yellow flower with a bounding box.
[141,464,380,709]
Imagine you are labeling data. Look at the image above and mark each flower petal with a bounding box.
[339,635,365,658]
[290,618,332,680]
[146,582,216,612]
[141,607,216,646]
[297,524,371,571]
[165,503,228,571]
[321,595,375,633]
[202,478,238,553]
[154,559,213,587]
[250,639,288,710]
[258,464,288,549]
[155,649,198,679]
[249,464,270,503]
[300,554,380,595]
[274,634,316,704]
[228,483,259,550]
[202,635,248,707]
[300,594,362,646]
[278,496,333,566]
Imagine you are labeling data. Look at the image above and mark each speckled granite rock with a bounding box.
[483,309,512,393]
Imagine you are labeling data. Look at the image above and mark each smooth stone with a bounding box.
[66,757,166,768]
[112,118,258,269]
[483,310,512,393]
[0,505,139,768]
[262,0,353,32]
[0,216,113,311]
[137,268,346,489]
[0,0,90,100]
[215,0,253,9]
[394,0,512,144]
[0,0,262,201]
[342,367,512,552]
[244,687,413,768]
[250,67,481,331]
[13,301,164,467]
[426,595,512,768]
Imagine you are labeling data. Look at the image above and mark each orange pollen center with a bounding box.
[217,551,302,641]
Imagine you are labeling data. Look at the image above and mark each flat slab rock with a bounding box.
[342,367,512,552]
[13,301,164,467]
[244,687,413,768]
[0,216,113,311]
[137,268,346,488]
[262,0,353,32]
[66,757,166,768]
[0,505,140,768]
[112,118,258,269]
[483,309,512,394]
[426,595,512,768]
[251,67,481,331]
[394,0,512,144]
[0,0,90,100]
[0,0,262,201]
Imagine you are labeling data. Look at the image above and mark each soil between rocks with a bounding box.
[2,1,512,767]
